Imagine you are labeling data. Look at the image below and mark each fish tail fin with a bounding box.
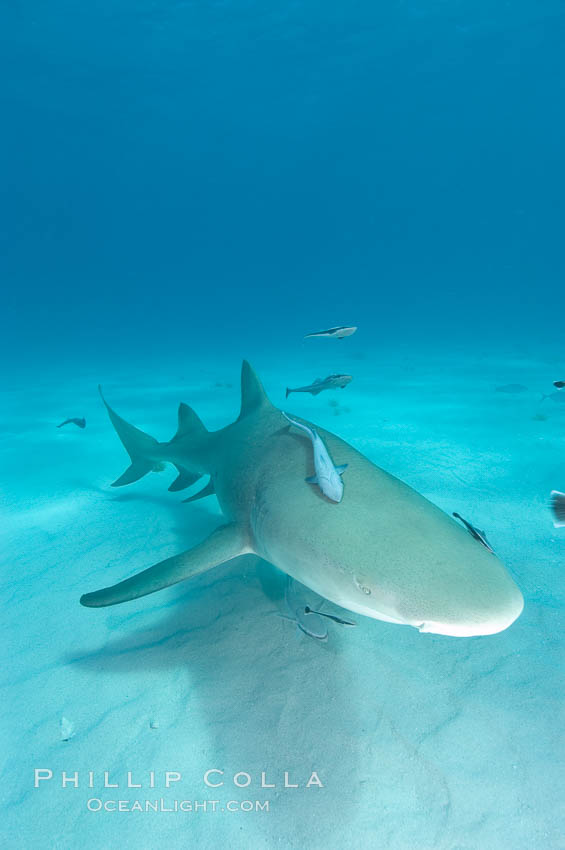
[99,388,210,489]
[99,386,161,486]
[550,490,565,527]
[286,387,291,398]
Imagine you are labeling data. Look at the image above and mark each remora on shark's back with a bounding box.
[81,362,523,638]
[452,512,494,554]
[282,411,347,503]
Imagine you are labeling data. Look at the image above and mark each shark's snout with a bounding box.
[414,576,524,637]
[347,535,525,638]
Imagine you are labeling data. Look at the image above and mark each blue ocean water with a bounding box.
[1,2,564,849]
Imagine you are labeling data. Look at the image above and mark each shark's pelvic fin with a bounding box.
[80,523,250,607]
[183,477,216,503]
[99,386,160,487]
[168,466,201,492]
[238,360,272,420]
[168,404,208,489]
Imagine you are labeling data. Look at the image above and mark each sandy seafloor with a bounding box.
[1,340,564,850]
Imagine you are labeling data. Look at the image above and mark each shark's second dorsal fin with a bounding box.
[238,361,272,420]
[171,402,208,442]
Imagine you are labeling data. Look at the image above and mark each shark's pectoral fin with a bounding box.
[80,524,251,608]
[305,474,318,484]
[335,464,348,475]
[168,464,201,492]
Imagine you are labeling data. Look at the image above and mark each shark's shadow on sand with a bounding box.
[66,519,363,845]
[65,530,454,847]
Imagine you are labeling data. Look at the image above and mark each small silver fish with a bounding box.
[286,374,353,398]
[453,512,494,553]
[283,412,347,502]
[304,326,357,339]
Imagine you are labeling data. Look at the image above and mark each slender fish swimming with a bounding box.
[285,374,352,398]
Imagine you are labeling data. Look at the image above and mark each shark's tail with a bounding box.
[99,387,209,491]
[285,387,292,398]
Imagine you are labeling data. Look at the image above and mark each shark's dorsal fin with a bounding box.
[172,402,207,442]
[238,361,271,420]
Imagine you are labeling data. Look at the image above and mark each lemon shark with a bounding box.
[81,362,524,637]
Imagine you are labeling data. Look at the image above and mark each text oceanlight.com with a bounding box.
[86,799,270,813]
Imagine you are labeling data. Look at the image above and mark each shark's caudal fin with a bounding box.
[238,360,273,420]
[100,361,267,492]
[98,386,161,487]
[99,388,209,489]
[80,523,251,607]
